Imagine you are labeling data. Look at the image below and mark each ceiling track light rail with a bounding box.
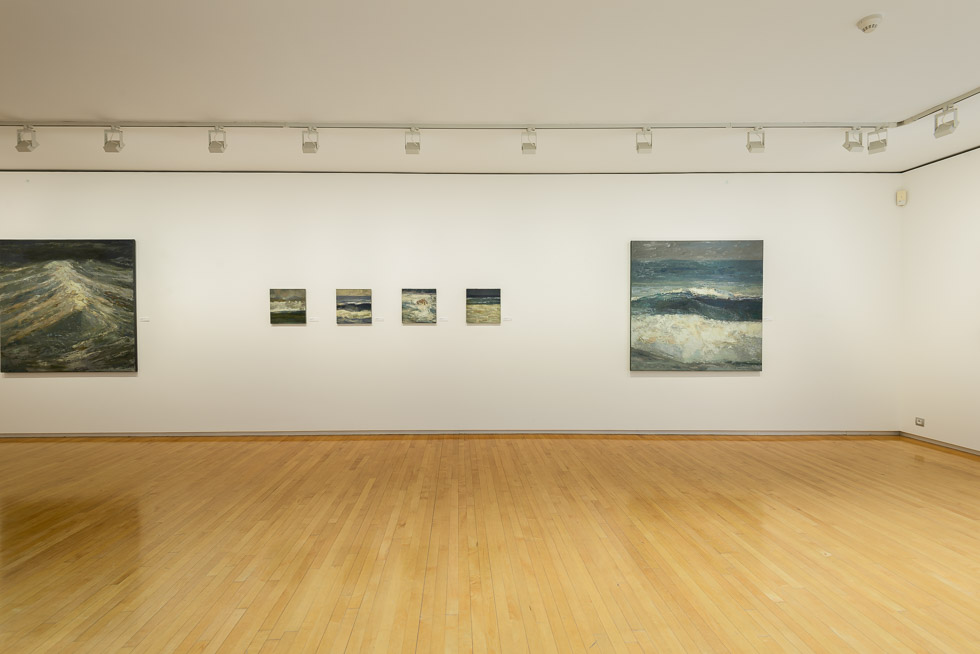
[7,86,978,154]
[3,79,979,134]
[0,120,914,131]
[897,87,979,127]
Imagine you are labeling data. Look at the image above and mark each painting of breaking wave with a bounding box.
[270,288,306,325]
[337,289,372,325]
[466,289,500,324]
[0,239,137,373]
[631,240,762,371]
[402,289,436,324]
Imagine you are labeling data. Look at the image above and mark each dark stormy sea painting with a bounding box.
[337,289,372,324]
[270,288,306,324]
[402,288,436,324]
[630,240,763,371]
[0,239,137,373]
[466,288,500,324]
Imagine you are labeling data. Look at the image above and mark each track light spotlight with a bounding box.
[636,127,653,154]
[208,127,227,153]
[746,128,765,153]
[405,128,421,154]
[15,126,38,152]
[868,127,887,155]
[103,126,125,153]
[301,127,319,154]
[934,106,958,138]
[843,128,864,153]
[521,128,537,155]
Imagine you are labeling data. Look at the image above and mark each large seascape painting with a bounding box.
[630,240,762,371]
[0,239,137,372]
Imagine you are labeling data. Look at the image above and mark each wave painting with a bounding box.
[0,239,137,373]
[631,240,763,371]
[402,288,436,324]
[466,289,500,324]
[270,288,306,325]
[337,289,372,325]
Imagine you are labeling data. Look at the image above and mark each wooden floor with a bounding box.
[0,435,977,653]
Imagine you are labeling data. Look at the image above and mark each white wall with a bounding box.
[900,150,980,451]
[0,172,903,434]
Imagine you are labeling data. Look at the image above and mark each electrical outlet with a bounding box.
[914,417,925,427]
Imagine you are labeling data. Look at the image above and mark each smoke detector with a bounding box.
[857,14,882,33]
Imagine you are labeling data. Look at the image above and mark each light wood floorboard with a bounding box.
[0,434,977,653]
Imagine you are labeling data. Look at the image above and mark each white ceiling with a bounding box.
[2,0,979,172]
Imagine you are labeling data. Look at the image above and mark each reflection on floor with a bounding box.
[0,434,977,653]
[2,496,141,584]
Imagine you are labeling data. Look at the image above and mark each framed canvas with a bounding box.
[0,239,137,372]
[466,289,500,324]
[337,289,372,324]
[630,240,763,371]
[270,289,307,324]
[402,289,437,324]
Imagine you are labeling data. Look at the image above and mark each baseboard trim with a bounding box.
[0,429,902,439]
[899,432,980,457]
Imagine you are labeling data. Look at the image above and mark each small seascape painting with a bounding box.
[402,289,437,324]
[630,240,763,371]
[466,288,501,324]
[0,239,137,373]
[337,289,372,324]
[270,289,306,325]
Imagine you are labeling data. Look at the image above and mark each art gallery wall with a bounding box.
[899,149,980,452]
[0,171,903,435]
